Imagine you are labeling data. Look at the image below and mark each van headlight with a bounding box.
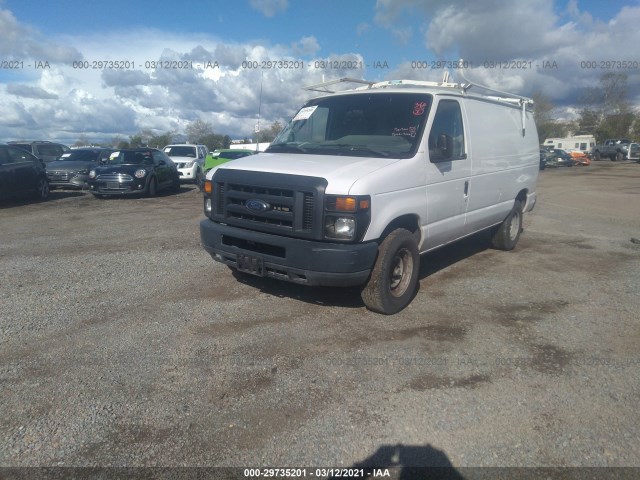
[89,170,96,179]
[203,180,213,216]
[134,169,147,178]
[325,216,356,239]
[323,195,371,241]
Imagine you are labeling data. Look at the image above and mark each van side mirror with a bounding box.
[431,134,454,162]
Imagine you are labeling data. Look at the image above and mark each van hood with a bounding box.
[211,152,401,194]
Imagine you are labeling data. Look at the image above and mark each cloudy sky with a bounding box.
[0,0,638,144]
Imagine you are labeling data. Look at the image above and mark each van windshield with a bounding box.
[267,93,432,159]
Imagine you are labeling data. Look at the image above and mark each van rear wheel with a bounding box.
[361,229,419,315]
[491,200,523,251]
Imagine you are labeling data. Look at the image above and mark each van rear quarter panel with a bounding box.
[463,97,539,232]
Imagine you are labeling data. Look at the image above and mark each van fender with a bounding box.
[523,191,537,213]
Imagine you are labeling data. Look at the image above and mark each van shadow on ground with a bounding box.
[328,443,465,480]
[231,230,492,310]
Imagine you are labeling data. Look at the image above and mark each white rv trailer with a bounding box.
[543,135,595,153]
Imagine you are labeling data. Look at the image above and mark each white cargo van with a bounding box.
[200,79,539,314]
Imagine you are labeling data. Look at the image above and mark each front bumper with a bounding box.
[178,166,198,182]
[88,179,147,196]
[200,220,378,287]
[47,173,89,190]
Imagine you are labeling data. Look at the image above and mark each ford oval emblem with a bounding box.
[246,199,270,212]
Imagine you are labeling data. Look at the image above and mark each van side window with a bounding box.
[428,100,466,162]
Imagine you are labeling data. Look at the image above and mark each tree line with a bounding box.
[73,119,284,151]
[534,73,639,142]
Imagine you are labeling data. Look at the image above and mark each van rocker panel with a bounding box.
[200,220,378,287]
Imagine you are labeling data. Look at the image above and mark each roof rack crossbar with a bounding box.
[303,77,375,93]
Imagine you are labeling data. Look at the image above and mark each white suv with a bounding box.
[163,144,209,184]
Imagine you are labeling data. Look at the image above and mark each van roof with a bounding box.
[304,78,534,110]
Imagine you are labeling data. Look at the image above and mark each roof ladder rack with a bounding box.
[303,77,375,93]
[457,60,533,137]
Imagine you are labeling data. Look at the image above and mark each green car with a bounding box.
[203,149,257,173]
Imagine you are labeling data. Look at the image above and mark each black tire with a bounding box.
[491,200,524,251]
[34,176,49,200]
[361,229,420,315]
[146,177,157,197]
[615,151,624,162]
[194,169,203,189]
[172,175,181,193]
[594,151,601,161]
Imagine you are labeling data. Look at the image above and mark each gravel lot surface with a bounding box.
[1,161,639,471]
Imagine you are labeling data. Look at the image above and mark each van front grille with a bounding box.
[209,170,326,240]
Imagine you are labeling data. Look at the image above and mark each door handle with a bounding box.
[464,180,469,197]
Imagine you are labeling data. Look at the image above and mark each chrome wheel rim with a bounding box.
[389,248,413,297]
[508,210,522,242]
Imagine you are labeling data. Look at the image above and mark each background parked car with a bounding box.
[47,148,114,190]
[87,148,179,198]
[547,149,574,167]
[0,144,49,201]
[539,149,547,170]
[163,144,208,185]
[569,150,591,166]
[8,141,71,163]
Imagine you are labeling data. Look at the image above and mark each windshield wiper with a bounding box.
[316,144,390,158]
[266,143,309,153]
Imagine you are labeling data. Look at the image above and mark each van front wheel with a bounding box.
[361,229,419,315]
[491,200,523,251]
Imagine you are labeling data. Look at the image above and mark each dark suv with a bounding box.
[0,144,50,201]
[8,141,71,163]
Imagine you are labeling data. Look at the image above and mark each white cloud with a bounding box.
[390,26,413,45]
[356,22,370,36]
[374,0,425,27]
[375,0,640,107]
[0,7,81,61]
[249,0,289,17]
[5,84,58,99]
[292,36,320,57]
[2,2,639,144]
